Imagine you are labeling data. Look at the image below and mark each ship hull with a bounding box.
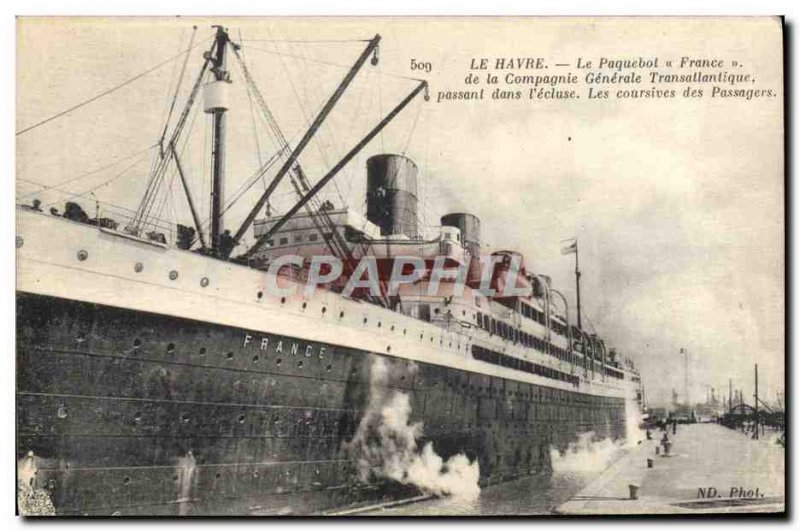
[17,291,625,515]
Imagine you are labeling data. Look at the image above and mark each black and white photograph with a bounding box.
[13,15,785,517]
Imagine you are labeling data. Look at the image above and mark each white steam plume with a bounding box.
[345,357,480,500]
[624,397,646,446]
[550,398,645,473]
[549,431,622,473]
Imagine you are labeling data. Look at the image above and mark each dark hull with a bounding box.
[16,292,626,515]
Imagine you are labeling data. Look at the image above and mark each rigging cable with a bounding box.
[16,36,211,137]
[17,143,158,200]
[31,148,154,209]
[158,26,198,151]
[237,38,371,44]
[149,29,185,182]
[246,27,344,259]
[239,30,266,177]
[291,33,349,208]
[220,149,287,216]
[142,91,203,235]
[156,29,186,150]
[243,44,424,83]
[133,47,213,232]
[243,29,369,283]
[401,97,424,156]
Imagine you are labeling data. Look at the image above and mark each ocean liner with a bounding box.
[16,26,644,515]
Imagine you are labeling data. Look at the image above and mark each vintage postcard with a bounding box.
[15,16,784,516]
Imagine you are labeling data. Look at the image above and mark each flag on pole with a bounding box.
[561,239,577,255]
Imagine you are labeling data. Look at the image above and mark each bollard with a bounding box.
[663,440,672,456]
[655,445,660,455]
[628,484,640,500]
[647,458,654,468]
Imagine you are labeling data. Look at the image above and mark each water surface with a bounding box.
[364,469,604,516]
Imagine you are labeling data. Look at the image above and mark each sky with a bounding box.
[16,17,784,407]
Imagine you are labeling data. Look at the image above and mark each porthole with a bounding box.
[133,411,142,422]
[276,358,282,366]
[403,329,407,335]
[297,361,304,368]
[325,364,333,372]
[238,414,246,424]
[302,302,307,310]
[75,331,86,343]
[321,307,327,314]
[76,249,88,261]
[362,317,368,325]
[252,355,259,363]
[198,347,206,356]
[390,325,395,331]
[166,343,175,354]
[377,322,382,328]
[216,473,222,480]
[173,474,179,482]
[134,262,143,273]
[226,351,234,361]
[15,236,23,248]
[181,414,190,423]
[57,404,68,419]
[280,297,287,304]
[123,477,131,485]
[339,311,345,318]
[386,346,391,353]
[200,277,210,287]
[256,291,263,299]
[169,270,179,281]
[133,338,142,349]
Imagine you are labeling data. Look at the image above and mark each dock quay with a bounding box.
[556,423,784,515]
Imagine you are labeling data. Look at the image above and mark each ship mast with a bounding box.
[206,26,232,257]
[230,35,382,255]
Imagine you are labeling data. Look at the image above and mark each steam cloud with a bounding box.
[550,398,645,473]
[549,432,621,473]
[345,357,480,500]
[17,452,56,516]
[624,397,646,445]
